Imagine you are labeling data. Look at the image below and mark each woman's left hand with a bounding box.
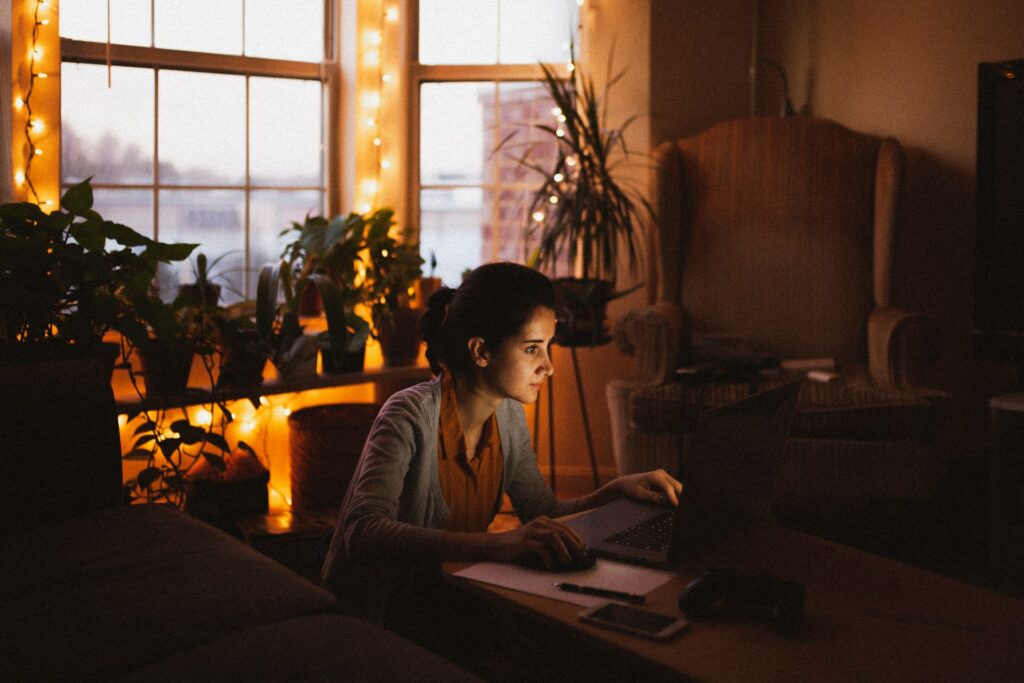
[615,469,683,507]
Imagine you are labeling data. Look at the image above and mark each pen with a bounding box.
[554,582,646,604]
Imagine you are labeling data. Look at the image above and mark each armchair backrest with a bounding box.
[652,116,901,364]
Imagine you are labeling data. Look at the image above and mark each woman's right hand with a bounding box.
[491,516,587,569]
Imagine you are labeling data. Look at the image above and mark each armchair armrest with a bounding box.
[868,307,942,391]
[612,302,685,385]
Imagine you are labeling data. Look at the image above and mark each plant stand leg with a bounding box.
[571,346,601,490]
[547,373,556,495]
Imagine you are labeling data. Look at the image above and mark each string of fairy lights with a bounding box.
[15,0,54,207]
[355,2,400,214]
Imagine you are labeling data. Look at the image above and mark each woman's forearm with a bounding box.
[439,530,502,561]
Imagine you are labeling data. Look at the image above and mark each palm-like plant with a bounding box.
[508,51,650,287]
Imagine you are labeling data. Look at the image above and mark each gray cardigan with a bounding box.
[321,375,579,619]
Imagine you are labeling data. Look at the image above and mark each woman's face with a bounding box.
[478,306,556,404]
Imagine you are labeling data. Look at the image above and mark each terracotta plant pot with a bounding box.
[217,330,266,389]
[288,403,382,513]
[376,307,422,368]
[138,339,194,398]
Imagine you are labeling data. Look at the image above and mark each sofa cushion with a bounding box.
[0,505,335,680]
[121,614,482,682]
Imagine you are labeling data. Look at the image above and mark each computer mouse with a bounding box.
[519,545,598,572]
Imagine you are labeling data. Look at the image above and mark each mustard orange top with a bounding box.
[436,372,503,532]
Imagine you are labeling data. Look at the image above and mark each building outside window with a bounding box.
[59,0,333,302]
[412,0,579,286]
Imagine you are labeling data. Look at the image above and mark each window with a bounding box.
[412,0,579,286]
[59,0,333,302]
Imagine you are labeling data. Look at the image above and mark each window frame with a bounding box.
[58,1,340,296]
[406,1,575,273]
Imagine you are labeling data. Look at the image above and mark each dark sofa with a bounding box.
[0,358,478,681]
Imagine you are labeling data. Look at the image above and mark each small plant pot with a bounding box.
[297,283,323,317]
[138,339,194,398]
[273,336,319,381]
[217,331,267,389]
[552,277,615,347]
[177,282,221,309]
[320,345,366,374]
[415,276,443,308]
[184,470,270,533]
[288,403,381,513]
[376,307,422,368]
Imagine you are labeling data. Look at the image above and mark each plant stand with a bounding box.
[532,340,607,495]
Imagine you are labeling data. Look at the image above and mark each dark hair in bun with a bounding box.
[419,262,556,376]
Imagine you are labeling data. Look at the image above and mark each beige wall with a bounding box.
[758,0,1024,451]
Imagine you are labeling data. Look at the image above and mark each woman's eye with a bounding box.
[525,345,538,354]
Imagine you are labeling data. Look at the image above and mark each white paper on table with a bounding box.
[453,558,677,607]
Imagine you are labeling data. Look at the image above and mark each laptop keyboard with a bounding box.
[604,510,675,552]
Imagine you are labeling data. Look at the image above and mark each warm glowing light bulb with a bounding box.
[195,408,213,426]
[14,170,25,185]
[382,73,393,83]
[31,47,43,59]
[37,72,48,79]
[532,211,545,222]
[362,91,381,109]
[14,97,24,109]
[567,63,575,73]
[385,6,399,22]
[259,396,270,407]
[566,156,577,167]
[39,18,50,25]
[33,148,42,156]
[364,29,382,47]
[242,420,257,432]
[30,119,43,132]
[365,117,376,127]
[551,107,562,116]
[577,0,585,6]
[118,415,128,428]
[373,137,382,146]
[357,202,372,213]
[549,195,559,204]
[364,50,380,67]
[43,199,53,206]
[556,128,565,138]
[380,159,392,170]
[360,179,378,196]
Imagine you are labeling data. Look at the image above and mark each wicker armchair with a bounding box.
[606,117,947,522]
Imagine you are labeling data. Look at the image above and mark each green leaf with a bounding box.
[141,241,199,263]
[201,451,227,471]
[61,178,94,214]
[236,441,257,457]
[158,437,182,457]
[103,221,153,247]
[123,448,154,461]
[205,432,230,453]
[136,466,163,489]
[68,219,105,252]
[133,420,158,436]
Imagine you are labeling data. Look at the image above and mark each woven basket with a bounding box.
[288,403,381,513]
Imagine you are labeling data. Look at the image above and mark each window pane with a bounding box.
[420,82,492,185]
[158,190,246,303]
[419,0,498,65]
[159,71,246,185]
[155,0,243,55]
[250,78,323,187]
[484,187,536,266]
[62,63,154,184]
[79,187,154,238]
[418,188,484,287]
[60,0,152,46]
[250,190,323,276]
[492,81,559,185]
[499,0,577,64]
[244,0,323,61]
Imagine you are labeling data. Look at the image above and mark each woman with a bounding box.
[321,262,681,627]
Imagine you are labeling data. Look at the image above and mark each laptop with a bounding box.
[565,381,800,567]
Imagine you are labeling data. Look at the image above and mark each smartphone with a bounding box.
[578,602,688,641]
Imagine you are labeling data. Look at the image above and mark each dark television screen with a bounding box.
[975,60,1024,361]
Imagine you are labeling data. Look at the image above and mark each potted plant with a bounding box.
[500,48,649,345]
[176,250,242,309]
[363,209,425,367]
[0,178,196,370]
[279,211,374,373]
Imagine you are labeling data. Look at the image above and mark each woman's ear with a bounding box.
[467,337,489,367]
